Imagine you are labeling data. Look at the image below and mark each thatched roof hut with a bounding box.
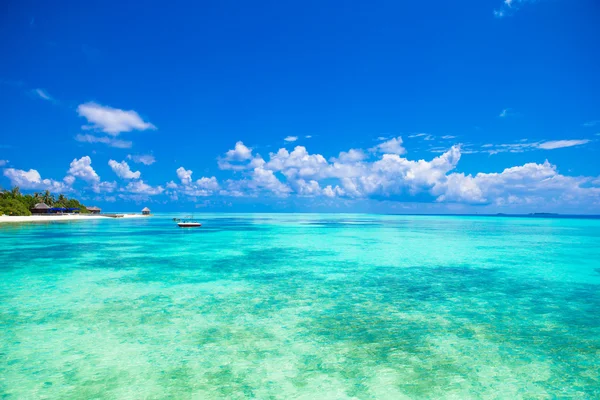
[87,206,101,214]
[31,203,51,214]
[142,207,151,215]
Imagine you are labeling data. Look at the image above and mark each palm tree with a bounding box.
[11,186,21,199]
[42,190,54,206]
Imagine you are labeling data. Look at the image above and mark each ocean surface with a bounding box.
[1,213,599,399]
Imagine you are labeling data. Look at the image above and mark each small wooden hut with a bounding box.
[31,203,51,214]
[142,207,151,215]
[87,206,101,214]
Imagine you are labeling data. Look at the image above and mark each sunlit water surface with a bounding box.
[1,214,599,399]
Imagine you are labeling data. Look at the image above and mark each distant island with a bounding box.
[0,186,89,216]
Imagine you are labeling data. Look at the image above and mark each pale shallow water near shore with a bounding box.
[0,214,148,223]
[1,214,599,399]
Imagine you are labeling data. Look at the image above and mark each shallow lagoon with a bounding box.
[1,214,599,398]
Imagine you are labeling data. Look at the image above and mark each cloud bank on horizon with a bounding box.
[3,133,600,212]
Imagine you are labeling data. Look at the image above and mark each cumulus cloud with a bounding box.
[92,181,117,194]
[250,167,292,197]
[434,161,600,207]
[323,185,345,198]
[67,156,100,182]
[127,154,156,165]
[171,168,220,197]
[218,141,265,171]
[108,160,141,180]
[195,176,220,191]
[77,102,156,136]
[370,137,406,155]
[176,167,193,185]
[179,176,221,197]
[284,136,298,142]
[333,149,367,163]
[75,134,132,149]
[124,180,164,195]
[3,168,70,192]
[266,146,329,180]
[63,175,76,186]
[6,137,599,210]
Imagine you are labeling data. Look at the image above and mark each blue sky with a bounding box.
[1,0,599,213]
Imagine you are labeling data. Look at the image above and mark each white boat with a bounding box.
[175,216,202,228]
[177,221,201,228]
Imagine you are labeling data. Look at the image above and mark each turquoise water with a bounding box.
[1,214,599,399]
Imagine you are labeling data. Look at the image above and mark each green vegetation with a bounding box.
[0,187,89,216]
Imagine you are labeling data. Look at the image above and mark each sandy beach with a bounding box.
[0,214,149,224]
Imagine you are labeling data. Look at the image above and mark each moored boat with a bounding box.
[175,215,202,228]
[177,221,202,228]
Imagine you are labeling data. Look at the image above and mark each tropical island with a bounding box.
[0,187,89,216]
[0,186,150,223]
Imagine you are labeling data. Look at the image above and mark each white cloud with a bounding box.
[476,139,591,154]
[434,161,600,207]
[494,0,539,18]
[172,168,220,197]
[124,180,164,195]
[583,121,599,128]
[34,88,52,101]
[75,134,132,149]
[371,137,406,155]
[408,133,434,141]
[293,179,322,196]
[0,160,7,167]
[127,154,156,165]
[67,156,100,182]
[218,141,265,171]
[92,181,117,194]
[77,102,156,136]
[14,138,583,209]
[284,136,298,142]
[536,140,590,150]
[323,185,345,198]
[176,167,193,185]
[251,167,292,197]
[3,168,70,192]
[224,141,253,161]
[108,160,141,180]
[179,177,221,197]
[195,176,220,191]
[499,108,510,117]
[333,149,367,163]
[266,146,329,180]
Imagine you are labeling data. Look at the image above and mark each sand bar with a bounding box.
[0,214,149,224]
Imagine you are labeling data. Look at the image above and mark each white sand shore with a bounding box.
[0,214,150,224]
